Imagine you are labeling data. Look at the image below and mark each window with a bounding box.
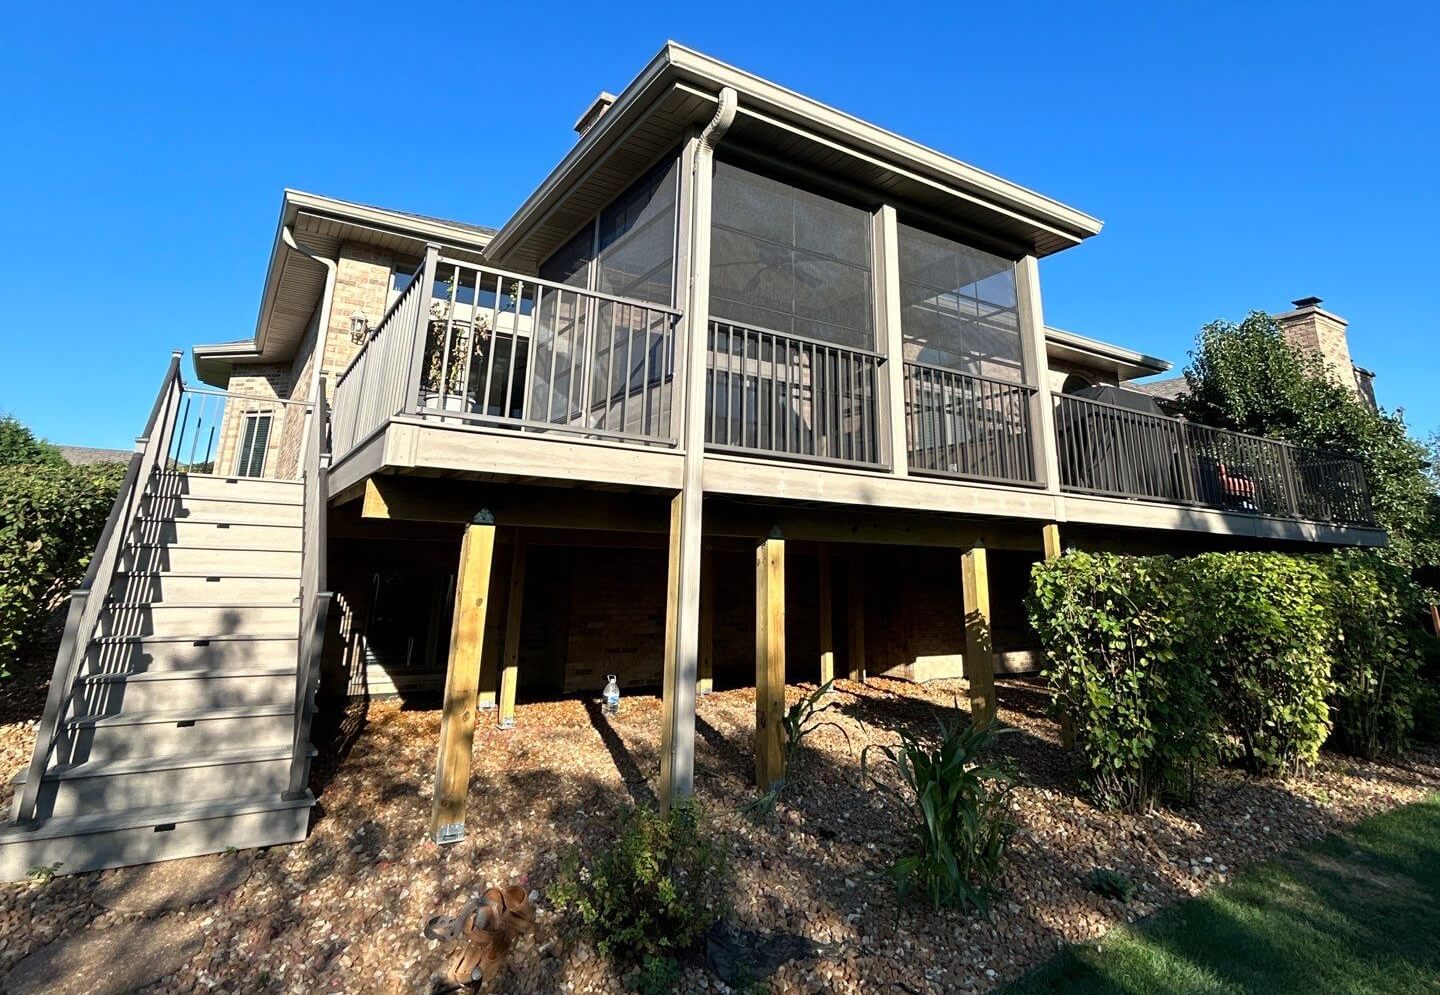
[897,223,1022,382]
[710,160,874,349]
[235,412,272,478]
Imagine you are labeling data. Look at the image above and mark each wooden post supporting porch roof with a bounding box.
[498,538,527,729]
[962,543,996,728]
[755,533,786,791]
[430,512,497,844]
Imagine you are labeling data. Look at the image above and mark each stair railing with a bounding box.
[284,373,334,801]
[14,351,185,827]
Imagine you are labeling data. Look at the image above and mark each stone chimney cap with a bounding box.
[1291,296,1324,309]
[574,92,618,137]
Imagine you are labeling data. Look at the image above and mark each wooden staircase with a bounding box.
[0,357,330,882]
[0,473,314,879]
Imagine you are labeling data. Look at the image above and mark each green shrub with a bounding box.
[1028,552,1216,810]
[1413,681,1440,745]
[0,416,63,469]
[1087,868,1139,902]
[1184,554,1334,775]
[1325,551,1425,758]
[630,955,681,995]
[548,802,727,965]
[862,716,1017,913]
[0,460,126,676]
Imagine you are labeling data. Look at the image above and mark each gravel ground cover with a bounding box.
[1,657,1437,994]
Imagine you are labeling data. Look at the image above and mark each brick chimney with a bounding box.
[1274,297,1368,402]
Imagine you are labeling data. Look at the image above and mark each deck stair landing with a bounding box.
[0,472,314,880]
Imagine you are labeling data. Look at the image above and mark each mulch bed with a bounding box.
[0,652,1436,994]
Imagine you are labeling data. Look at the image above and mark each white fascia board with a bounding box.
[1045,326,1172,376]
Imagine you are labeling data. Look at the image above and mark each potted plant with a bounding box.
[420,282,491,413]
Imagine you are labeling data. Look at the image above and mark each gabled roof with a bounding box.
[193,190,497,386]
[482,42,1104,271]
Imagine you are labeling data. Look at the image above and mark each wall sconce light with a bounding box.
[349,309,369,344]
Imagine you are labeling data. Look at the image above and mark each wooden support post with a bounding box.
[962,544,996,728]
[846,552,866,682]
[818,545,834,686]
[1041,523,1075,747]
[698,548,714,696]
[1043,522,1063,561]
[755,534,786,791]
[660,490,703,808]
[430,514,497,844]
[498,537,527,729]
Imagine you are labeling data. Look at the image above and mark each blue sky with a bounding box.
[2,2,1436,448]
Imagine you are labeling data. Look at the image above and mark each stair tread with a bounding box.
[161,472,302,486]
[46,742,308,781]
[105,600,299,609]
[115,570,301,579]
[127,542,301,552]
[92,632,297,644]
[0,791,313,842]
[80,664,295,682]
[135,517,301,527]
[148,493,303,507]
[67,704,294,728]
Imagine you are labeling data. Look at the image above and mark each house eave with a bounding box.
[483,41,1103,270]
[192,190,497,382]
[1045,326,1172,382]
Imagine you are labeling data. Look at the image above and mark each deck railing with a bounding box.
[331,254,434,457]
[704,320,885,468]
[286,374,332,801]
[902,362,1038,485]
[166,385,312,481]
[330,251,682,463]
[14,353,185,825]
[1054,392,1374,525]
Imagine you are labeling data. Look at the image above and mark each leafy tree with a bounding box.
[0,416,63,468]
[1180,312,1440,584]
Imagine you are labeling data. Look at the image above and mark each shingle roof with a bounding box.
[58,445,131,465]
[1130,377,1189,402]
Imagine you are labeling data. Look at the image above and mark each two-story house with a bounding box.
[0,43,1382,879]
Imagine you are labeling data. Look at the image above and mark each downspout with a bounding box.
[282,226,339,466]
[660,86,737,808]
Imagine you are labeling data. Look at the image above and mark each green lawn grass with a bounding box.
[1004,793,1440,995]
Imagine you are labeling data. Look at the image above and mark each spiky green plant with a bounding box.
[862,715,1017,912]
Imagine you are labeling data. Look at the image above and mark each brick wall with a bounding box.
[324,243,399,378]
[214,365,292,477]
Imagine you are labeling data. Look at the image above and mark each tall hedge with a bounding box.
[1027,552,1215,810]
[1184,554,1334,775]
[0,448,125,676]
[1029,548,1426,809]
[1326,551,1425,758]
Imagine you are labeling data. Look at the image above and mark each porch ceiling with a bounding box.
[484,42,1104,273]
